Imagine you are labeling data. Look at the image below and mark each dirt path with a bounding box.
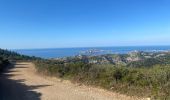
[0,62,148,100]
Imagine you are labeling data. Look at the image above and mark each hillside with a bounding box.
[1,48,170,99]
[0,48,40,61]
[0,62,143,100]
[0,48,41,72]
[52,50,170,67]
[35,51,170,99]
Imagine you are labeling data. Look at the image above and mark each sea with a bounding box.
[14,46,170,59]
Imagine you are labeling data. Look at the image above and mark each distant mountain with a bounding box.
[54,50,170,67]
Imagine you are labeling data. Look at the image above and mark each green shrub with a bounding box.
[34,59,170,99]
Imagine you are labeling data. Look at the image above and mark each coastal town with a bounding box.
[52,50,170,67]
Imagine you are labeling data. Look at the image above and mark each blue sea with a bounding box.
[14,46,170,59]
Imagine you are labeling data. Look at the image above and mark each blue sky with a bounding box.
[0,0,170,49]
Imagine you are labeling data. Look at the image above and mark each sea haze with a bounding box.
[14,46,170,59]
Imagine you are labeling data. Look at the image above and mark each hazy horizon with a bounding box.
[7,45,170,50]
[13,45,170,58]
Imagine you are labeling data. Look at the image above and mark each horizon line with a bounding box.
[9,45,170,50]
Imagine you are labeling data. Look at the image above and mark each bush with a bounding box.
[34,59,170,99]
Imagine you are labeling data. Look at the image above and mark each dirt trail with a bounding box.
[0,62,148,100]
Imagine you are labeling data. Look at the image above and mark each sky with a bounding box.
[0,0,170,49]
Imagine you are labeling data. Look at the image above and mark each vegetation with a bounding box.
[0,48,41,72]
[1,48,170,99]
[34,58,170,99]
[0,48,40,61]
[0,57,9,72]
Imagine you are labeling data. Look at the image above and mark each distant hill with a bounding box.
[51,51,170,68]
